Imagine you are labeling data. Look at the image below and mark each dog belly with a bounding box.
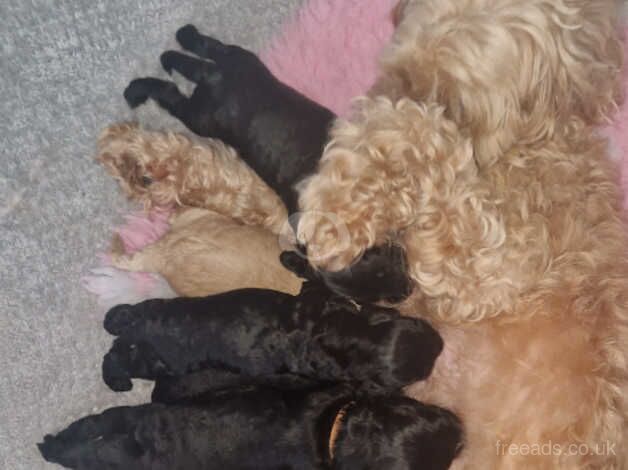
[404,314,625,469]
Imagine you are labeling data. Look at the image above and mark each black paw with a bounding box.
[176,24,200,48]
[37,435,60,462]
[104,305,136,335]
[102,352,134,392]
[160,51,178,75]
[279,250,317,281]
[123,79,151,108]
[104,374,133,392]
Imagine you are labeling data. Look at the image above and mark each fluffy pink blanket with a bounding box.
[85,0,628,306]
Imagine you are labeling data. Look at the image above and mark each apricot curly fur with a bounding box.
[97,123,288,234]
[297,0,628,468]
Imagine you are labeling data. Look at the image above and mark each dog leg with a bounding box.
[123,78,197,128]
[97,124,287,232]
[175,24,235,59]
[38,406,149,469]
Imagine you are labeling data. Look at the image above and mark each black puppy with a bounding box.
[101,277,443,396]
[123,24,414,304]
[38,386,463,470]
[287,243,413,304]
[125,24,333,216]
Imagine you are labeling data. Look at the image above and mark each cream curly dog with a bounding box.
[295,0,628,468]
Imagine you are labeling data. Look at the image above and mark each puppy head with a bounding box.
[332,397,463,470]
[366,306,443,386]
[383,0,623,166]
[320,243,413,304]
[96,124,181,208]
[281,244,413,304]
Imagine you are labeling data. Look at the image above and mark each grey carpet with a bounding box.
[0,0,303,467]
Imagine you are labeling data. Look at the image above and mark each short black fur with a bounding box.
[100,282,443,396]
[39,386,463,470]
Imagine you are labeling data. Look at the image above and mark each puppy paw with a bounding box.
[160,51,178,75]
[102,368,133,392]
[37,435,64,463]
[123,79,152,108]
[102,345,134,392]
[104,305,137,335]
[176,24,200,48]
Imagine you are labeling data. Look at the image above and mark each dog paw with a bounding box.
[104,305,137,335]
[123,79,153,108]
[103,373,133,392]
[160,51,179,75]
[175,24,200,49]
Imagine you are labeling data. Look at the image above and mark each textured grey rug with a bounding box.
[0,0,302,467]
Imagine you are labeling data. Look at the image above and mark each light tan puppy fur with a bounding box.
[110,207,301,297]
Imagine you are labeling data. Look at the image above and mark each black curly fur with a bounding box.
[38,385,463,470]
[100,282,442,396]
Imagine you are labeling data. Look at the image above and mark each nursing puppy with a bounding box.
[107,202,411,303]
[101,258,443,395]
[38,386,463,470]
[110,207,302,296]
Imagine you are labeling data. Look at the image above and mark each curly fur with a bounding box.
[96,5,628,466]
[100,281,443,395]
[295,0,628,468]
[379,0,624,167]
[98,123,288,234]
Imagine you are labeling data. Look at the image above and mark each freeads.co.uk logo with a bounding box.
[495,440,617,457]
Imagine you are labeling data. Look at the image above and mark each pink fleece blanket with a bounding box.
[84,0,628,306]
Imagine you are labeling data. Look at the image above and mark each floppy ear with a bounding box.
[279,250,318,281]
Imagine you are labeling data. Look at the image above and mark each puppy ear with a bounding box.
[279,250,318,281]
